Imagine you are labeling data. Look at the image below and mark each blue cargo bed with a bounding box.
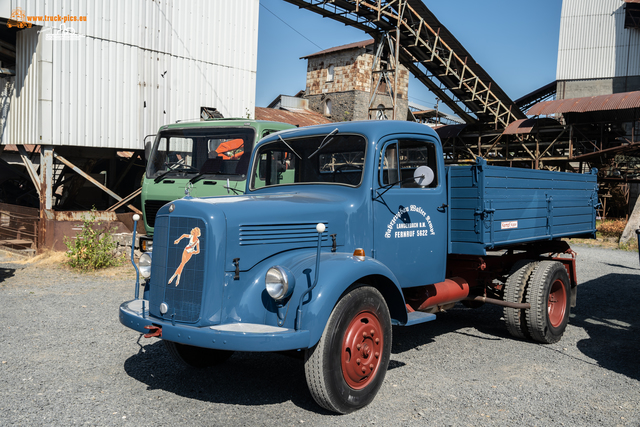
[447,159,598,255]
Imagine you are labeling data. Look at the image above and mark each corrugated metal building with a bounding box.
[557,0,640,99]
[0,0,259,252]
[0,0,259,150]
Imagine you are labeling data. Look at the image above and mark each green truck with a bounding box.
[141,119,295,246]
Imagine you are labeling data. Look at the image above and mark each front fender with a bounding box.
[293,253,406,347]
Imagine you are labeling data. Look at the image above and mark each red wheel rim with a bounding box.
[548,279,567,328]
[341,310,384,390]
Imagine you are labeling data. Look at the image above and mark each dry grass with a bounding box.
[8,249,68,267]
[1,249,136,278]
[597,219,627,238]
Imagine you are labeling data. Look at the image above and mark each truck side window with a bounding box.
[399,139,437,188]
[150,137,168,175]
[380,139,438,188]
[381,144,399,185]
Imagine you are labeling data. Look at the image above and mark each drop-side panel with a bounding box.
[448,161,598,255]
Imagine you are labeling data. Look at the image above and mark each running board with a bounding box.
[393,311,437,326]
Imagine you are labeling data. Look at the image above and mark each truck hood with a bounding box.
[185,190,353,272]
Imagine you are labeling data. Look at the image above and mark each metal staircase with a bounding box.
[283,0,526,128]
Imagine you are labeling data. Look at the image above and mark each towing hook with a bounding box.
[143,325,162,338]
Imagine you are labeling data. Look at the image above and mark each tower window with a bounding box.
[376,104,388,120]
[327,65,335,82]
[324,99,332,116]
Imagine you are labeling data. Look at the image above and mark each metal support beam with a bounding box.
[107,187,142,212]
[17,145,41,198]
[283,0,525,127]
[40,146,54,212]
[53,153,142,215]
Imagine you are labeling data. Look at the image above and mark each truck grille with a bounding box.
[144,200,168,228]
[149,216,207,323]
[239,223,328,246]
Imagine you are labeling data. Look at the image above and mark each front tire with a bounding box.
[526,261,571,344]
[304,286,392,414]
[163,341,234,368]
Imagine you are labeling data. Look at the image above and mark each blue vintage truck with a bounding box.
[120,121,598,414]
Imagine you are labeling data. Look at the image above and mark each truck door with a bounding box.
[372,137,447,287]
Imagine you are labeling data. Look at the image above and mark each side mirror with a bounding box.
[414,165,435,187]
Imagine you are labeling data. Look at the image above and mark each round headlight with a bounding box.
[265,266,295,301]
[139,252,152,279]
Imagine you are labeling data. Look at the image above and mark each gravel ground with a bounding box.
[1,245,639,426]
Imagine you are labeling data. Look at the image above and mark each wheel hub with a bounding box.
[547,279,567,327]
[341,310,383,389]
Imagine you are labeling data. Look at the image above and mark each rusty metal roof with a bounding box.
[434,124,467,139]
[625,0,640,4]
[527,91,640,116]
[503,119,537,135]
[301,39,374,59]
[2,144,40,153]
[255,107,332,128]
[502,118,562,135]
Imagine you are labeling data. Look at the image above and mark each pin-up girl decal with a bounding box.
[168,227,201,286]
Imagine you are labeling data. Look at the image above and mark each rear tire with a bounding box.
[525,261,571,344]
[503,260,538,339]
[304,286,391,414]
[163,341,234,368]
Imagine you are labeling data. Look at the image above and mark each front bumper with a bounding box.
[119,299,311,352]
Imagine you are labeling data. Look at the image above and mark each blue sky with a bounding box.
[256,0,563,114]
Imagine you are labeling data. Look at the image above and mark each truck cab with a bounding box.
[121,120,596,414]
[142,119,295,239]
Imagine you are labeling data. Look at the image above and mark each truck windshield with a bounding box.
[147,127,255,181]
[251,134,366,189]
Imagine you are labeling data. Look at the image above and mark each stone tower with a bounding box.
[302,39,409,122]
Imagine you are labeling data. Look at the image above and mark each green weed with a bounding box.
[64,208,124,270]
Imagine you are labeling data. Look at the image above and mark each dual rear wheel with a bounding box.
[504,260,571,344]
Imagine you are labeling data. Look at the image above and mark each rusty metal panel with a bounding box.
[0,203,39,251]
[53,210,119,222]
[503,119,535,135]
[569,97,596,113]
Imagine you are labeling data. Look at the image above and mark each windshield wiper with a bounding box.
[188,173,205,184]
[278,135,301,159]
[224,178,244,195]
[153,170,172,183]
[190,172,221,185]
[373,175,424,200]
[308,128,339,159]
[154,162,198,183]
